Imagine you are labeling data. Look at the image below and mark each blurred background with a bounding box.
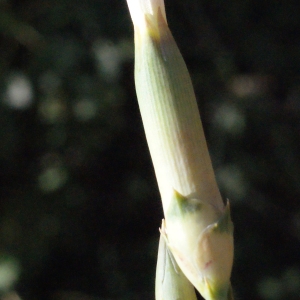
[0,0,300,299]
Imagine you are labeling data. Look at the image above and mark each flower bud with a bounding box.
[125,1,234,299]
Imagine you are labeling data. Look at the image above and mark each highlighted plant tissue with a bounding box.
[126,1,234,299]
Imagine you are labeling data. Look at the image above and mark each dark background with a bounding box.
[0,0,300,299]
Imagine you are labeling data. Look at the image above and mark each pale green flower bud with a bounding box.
[125,0,234,299]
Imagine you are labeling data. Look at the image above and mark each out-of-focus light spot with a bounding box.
[93,40,122,82]
[213,104,246,135]
[92,37,133,82]
[38,166,68,193]
[216,164,248,200]
[230,74,270,98]
[38,97,66,123]
[4,73,33,110]
[73,98,97,121]
[257,277,283,300]
[0,256,20,292]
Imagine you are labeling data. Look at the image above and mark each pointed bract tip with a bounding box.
[126,0,167,30]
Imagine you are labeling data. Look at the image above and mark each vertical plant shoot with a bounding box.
[126,1,234,299]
